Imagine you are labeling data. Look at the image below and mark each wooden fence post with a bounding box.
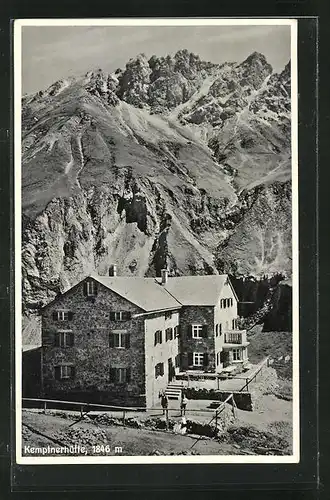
[232,395,237,418]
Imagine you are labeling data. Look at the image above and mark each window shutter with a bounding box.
[160,363,164,376]
[54,333,60,347]
[126,367,131,383]
[52,311,58,321]
[203,353,209,366]
[154,332,157,346]
[187,325,192,338]
[159,331,162,344]
[187,352,193,366]
[109,333,115,348]
[68,332,74,347]
[83,282,88,296]
[175,325,180,338]
[124,311,131,320]
[54,366,61,380]
[109,367,117,382]
[202,325,208,338]
[68,311,74,321]
[94,282,98,295]
[109,312,116,321]
[70,366,76,378]
[125,334,130,349]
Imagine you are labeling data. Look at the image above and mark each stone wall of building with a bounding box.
[179,305,215,372]
[41,278,146,406]
[145,310,180,408]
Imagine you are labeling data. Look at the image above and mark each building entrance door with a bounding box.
[220,350,230,367]
[168,358,174,383]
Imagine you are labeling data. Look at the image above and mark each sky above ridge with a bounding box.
[21,24,292,95]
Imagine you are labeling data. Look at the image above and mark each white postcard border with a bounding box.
[14,17,299,465]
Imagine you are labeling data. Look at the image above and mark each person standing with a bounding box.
[161,392,168,415]
[180,393,188,416]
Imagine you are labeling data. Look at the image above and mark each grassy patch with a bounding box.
[247,330,292,379]
[272,379,292,401]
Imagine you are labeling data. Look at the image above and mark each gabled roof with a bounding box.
[155,274,237,306]
[91,274,181,312]
[40,273,236,313]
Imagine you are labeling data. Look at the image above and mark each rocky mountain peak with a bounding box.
[240,51,272,71]
[21,49,292,336]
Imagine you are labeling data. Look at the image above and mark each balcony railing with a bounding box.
[224,330,247,344]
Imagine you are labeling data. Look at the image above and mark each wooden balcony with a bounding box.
[223,330,248,345]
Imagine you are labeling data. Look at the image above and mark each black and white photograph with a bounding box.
[15,18,298,464]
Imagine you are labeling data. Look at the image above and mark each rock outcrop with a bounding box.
[21,50,292,341]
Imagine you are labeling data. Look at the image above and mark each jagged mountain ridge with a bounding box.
[22,49,292,325]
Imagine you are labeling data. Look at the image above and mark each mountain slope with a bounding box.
[21,50,292,325]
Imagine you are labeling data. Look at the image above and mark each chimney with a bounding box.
[109,264,117,277]
[161,268,168,285]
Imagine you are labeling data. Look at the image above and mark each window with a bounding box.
[155,363,164,378]
[109,311,131,321]
[109,367,131,383]
[174,325,180,338]
[232,318,238,330]
[219,323,222,335]
[232,348,242,361]
[192,324,203,338]
[52,310,73,321]
[55,365,75,380]
[216,352,220,365]
[55,331,74,347]
[193,352,204,366]
[220,298,233,308]
[109,332,130,348]
[154,330,162,346]
[85,280,97,296]
[175,354,180,368]
[215,324,219,337]
[165,311,172,320]
[165,327,173,341]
